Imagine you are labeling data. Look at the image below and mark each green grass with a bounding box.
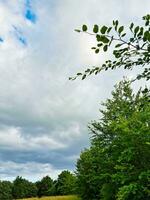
[19,195,80,200]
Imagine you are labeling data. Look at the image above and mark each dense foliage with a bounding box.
[12,176,37,199]
[70,15,150,81]
[0,181,13,200]
[36,176,54,197]
[56,171,77,195]
[76,81,150,200]
[0,171,77,200]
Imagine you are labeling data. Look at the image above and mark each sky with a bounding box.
[0,0,149,181]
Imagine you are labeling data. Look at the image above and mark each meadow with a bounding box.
[19,195,80,200]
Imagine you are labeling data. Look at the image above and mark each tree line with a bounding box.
[0,170,77,200]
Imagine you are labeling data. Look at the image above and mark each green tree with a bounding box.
[76,149,104,200]
[0,181,13,200]
[36,176,54,197]
[71,15,150,81]
[56,170,77,195]
[12,176,37,199]
[76,81,150,200]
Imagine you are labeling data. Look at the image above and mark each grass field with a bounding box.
[19,195,80,200]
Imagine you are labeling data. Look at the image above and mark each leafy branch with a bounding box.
[70,14,150,81]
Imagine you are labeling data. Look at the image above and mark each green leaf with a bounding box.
[137,27,144,37]
[115,20,118,26]
[96,34,101,41]
[118,26,124,34]
[96,35,109,43]
[93,25,99,33]
[147,45,150,51]
[121,33,126,37]
[82,74,86,80]
[130,22,134,30]
[143,31,150,41]
[75,29,81,33]
[85,68,91,72]
[115,44,122,48]
[134,26,139,35]
[101,26,108,34]
[97,43,103,47]
[77,73,82,76]
[101,36,109,43]
[103,45,108,52]
[82,25,87,32]
[95,49,100,53]
[107,27,112,33]
[145,20,149,26]
[130,37,134,42]
[114,20,119,31]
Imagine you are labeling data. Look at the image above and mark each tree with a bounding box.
[76,149,103,200]
[73,13,150,200]
[0,181,13,200]
[76,81,150,200]
[12,176,37,199]
[70,15,150,81]
[36,176,54,197]
[56,170,77,195]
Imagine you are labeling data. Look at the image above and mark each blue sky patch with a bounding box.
[24,0,37,23]
[25,9,37,23]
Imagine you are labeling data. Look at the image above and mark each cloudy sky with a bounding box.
[0,0,149,181]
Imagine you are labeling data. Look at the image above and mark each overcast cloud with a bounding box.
[0,0,149,181]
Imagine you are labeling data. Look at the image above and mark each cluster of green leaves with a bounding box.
[76,81,150,200]
[71,15,150,81]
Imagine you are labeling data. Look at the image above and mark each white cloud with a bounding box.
[0,126,66,151]
[0,161,62,181]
